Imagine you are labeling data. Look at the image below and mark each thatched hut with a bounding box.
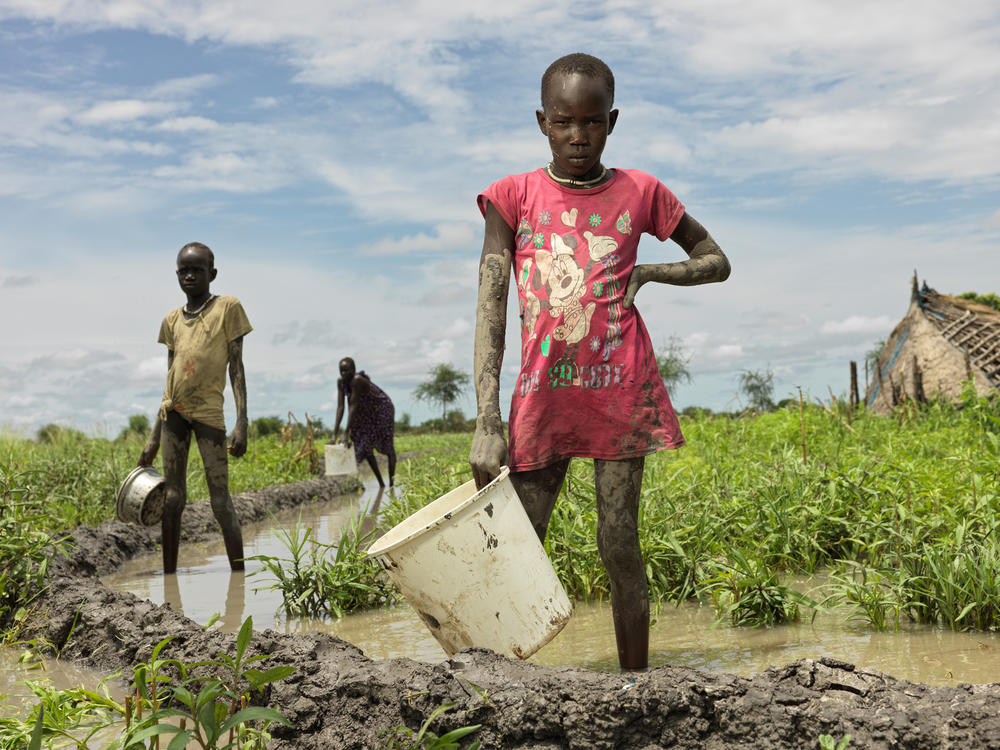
[866,274,1000,414]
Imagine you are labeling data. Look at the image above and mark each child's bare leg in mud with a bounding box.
[508,458,571,540]
[594,456,648,672]
[161,410,244,573]
[510,456,648,671]
[196,425,244,571]
[160,411,193,575]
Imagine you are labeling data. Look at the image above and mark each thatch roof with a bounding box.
[865,274,1000,414]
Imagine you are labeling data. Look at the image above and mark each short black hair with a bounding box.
[541,53,615,107]
[178,242,215,268]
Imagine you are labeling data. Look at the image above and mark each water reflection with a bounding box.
[100,478,1000,686]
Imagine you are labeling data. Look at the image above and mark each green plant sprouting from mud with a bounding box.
[0,464,64,636]
[380,701,482,750]
[0,616,292,750]
[248,508,399,618]
[818,732,852,749]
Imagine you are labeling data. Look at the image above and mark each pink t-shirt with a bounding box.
[478,168,687,471]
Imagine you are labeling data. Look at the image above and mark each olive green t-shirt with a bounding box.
[158,295,252,430]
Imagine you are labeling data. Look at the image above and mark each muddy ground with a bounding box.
[18,474,1000,749]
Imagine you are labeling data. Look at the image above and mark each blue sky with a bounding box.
[1,0,998,436]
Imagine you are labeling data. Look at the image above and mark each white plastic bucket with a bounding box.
[116,466,166,526]
[325,444,357,476]
[366,467,572,659]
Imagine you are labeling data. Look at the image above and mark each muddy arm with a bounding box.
[138,350,173,467]
[470,201,515,489]
[227,337,248,458]
[623,212,731,309]
[332,379,347,442]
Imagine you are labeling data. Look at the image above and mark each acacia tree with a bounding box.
[656,335,693,393]
[413,363,470,426]
[738,368,776,412]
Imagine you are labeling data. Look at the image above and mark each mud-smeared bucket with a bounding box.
[324,444,357,476]
[366,467,572,659]
[116,466,166,526]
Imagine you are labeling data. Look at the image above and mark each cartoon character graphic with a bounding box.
[536,233,596,345]
[517,217,627,379]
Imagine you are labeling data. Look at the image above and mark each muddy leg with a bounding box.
[365,453,385,487]
[161,411,193,575]
[594,456,648,671]
[194,421,244,571]
[508,458,570,543]
[386,446,397,487]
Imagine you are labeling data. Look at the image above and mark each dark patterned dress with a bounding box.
[342,371,395,463]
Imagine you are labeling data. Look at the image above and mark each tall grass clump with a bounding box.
[0,616,292,749]
[0,463,64,633]
[0,429,323,532]
[249,511,398,618]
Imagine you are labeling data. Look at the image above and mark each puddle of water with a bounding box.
[324,597,1000,685]
[101,477,1000,686]
[101,479,392,633]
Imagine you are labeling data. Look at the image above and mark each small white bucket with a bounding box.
[116,466,166,526]
[325,444,357,476]
[366,468,572,659]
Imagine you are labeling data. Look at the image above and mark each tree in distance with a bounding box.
[738,367,776,412]
[656,335,693,393]
[413,363,470,426]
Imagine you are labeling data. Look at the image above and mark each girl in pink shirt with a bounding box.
[470,53,731,671]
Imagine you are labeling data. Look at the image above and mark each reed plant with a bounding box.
[249,510,399,619]
[0,431,323,532]
[1,617,292,750]
[0,463,64,632]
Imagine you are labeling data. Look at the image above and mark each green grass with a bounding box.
[2,390,999,632]
[0,431,324,532]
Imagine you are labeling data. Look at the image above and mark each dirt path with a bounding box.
[21,475,1000,749]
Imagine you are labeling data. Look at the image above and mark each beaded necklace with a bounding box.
[545,162,608,188]
[184,295,215,316]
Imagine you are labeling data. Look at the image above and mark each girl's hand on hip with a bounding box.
[623,264,648,309]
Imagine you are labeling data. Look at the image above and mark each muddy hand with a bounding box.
[227,426,247,458]
[470,427,508,490]
[623,264,648,309]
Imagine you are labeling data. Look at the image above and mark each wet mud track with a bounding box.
[21,475,1000,749]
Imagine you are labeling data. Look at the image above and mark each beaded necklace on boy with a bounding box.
[545,162,608,188]
[184,295,215,316]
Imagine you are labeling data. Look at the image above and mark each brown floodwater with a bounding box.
[97,479,1000,687]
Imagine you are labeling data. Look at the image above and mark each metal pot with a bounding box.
[116,466,167,526]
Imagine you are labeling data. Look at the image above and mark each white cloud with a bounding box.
[706,344,745,361]
[135,356,166,381]
[148,74,221,99]
[431,317,472,339]
[30,348,124,370]
[77,99,179,124]
[820,315,895,335]
[359,222,478,256]
[252,96,278,109]
[156,116,219,132]
[1,274,39,288]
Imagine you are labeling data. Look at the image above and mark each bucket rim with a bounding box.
[116,465,165,521]
[365,466,510,560]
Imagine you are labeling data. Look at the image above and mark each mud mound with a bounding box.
[24,475,1000,748]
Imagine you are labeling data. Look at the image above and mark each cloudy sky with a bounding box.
[1,0,998,436]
